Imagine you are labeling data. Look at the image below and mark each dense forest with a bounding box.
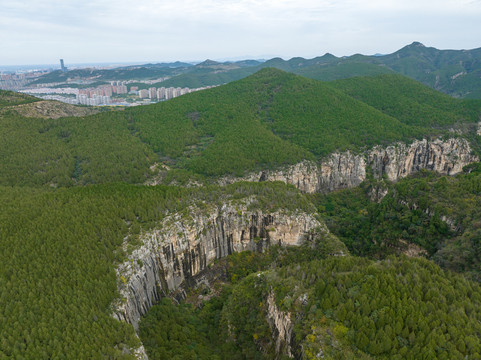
[2,64,481,359]
[139,244,481,359]
[0,181,316,359]
[313,166,481,281]
[2,69,481,187]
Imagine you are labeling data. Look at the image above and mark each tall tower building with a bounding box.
[60,59,67,72]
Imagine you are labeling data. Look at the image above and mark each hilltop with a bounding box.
[1,68,481,187]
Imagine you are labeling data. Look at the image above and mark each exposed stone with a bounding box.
[219,137,478,193]
[266,291,294,357]
[319,151,366,192]
[367,138,476,181]
[218,160,321,193]
[113,201,322,331]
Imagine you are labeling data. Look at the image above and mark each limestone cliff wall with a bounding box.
[218,160,321,193]
[219,138,477,193]
[113,202,321,330]
[367,138,476,181]
[266,292,295,358]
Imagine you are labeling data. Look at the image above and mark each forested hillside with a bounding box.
[0,181,315,359]
[3,65,481,359]
[138,247,481,359]
[3,69,480,187]
[314,166,481,281]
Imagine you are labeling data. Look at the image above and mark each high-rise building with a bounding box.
[165,87,174,100]
[148,87,157,99]
[138,89,149,99]
[60,59,67,72]
[157,87,166,100]
[173,87,182,98]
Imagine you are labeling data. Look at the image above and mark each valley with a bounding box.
[2,62,481,359]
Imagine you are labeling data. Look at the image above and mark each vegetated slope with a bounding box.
[0,181,314,359]
[227,256,481,359]
[0,108,155,186]
[30,60,261,87]
[329,74,481,128]
[30,43,481,97]
[139,232,349,360]
[379,42,481,98]
[6,100,101,119]
[0,90,38,107]
[297,61,395,81]
[314,166,481,281]
[267,42,481,99]
[2,68,481,186]
[131,68,431,177]
[228,43,481,99]
[139,248,481,359]
[30,67,180,84]
[153,66,259,89]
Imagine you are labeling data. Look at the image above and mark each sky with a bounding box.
[1,0,481,65]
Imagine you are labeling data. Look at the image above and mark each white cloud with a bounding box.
[0,0,480,64]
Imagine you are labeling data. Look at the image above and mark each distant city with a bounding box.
[0,59,215,107]
[20,80,215,106]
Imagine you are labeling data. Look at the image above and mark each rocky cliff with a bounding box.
[113,201,322,331]
[220,138,477,193]
[219,160,321,193]
[266,291,295,358]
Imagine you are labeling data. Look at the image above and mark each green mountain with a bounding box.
[30,43,481,99]
[165,42,481,98]
[378,42,481,98]
[328,74,481,127]
[0,90,38,107]
[138,242,481,359]
[314,166,481,281]
[297,61,395,81]
[3,66,481,359]
[260,42,481,98]
[2,69,481,187]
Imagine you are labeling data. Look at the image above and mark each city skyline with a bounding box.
[1,0,481,66]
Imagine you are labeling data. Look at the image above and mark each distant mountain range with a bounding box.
[31,42,481,98]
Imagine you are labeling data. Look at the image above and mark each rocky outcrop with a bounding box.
[219,138,478,193]
[218,160,321,193]
[266,292,295,358]
[319,152,366,192]
[367,138,476,181]
[113,201,322,330]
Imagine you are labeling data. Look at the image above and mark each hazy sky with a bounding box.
[1,0,481,65]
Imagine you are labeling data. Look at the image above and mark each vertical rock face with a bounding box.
[367,138,477,181]
[219,138,477,193]
[266,292,295,358]
[113,202,322,330]
[218,160,321,193]
[319,152,366,192]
